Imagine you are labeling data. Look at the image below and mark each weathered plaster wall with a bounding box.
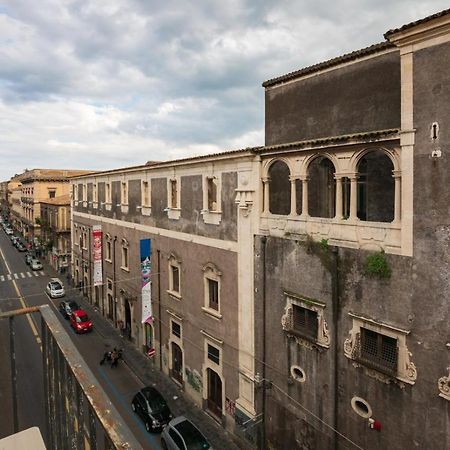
[265,51,401,146]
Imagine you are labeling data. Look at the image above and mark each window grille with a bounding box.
[355,328,398,375]
[292,304,318,340]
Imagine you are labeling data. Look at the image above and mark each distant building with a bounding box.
[40,194,71,272]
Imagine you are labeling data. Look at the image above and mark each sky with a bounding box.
[0,0,448,181]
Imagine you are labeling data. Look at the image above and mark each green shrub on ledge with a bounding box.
[364,251,391,278]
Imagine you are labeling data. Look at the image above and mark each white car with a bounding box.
[30,259,43,271]
[46,278,65,298]
[5,228,13,235]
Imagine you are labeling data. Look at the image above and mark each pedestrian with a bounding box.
[110,348,119,368]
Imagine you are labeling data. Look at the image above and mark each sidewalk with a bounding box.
[50,268,243,450]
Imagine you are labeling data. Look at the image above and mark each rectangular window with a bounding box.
[93,183,98,202]
[208,279,219,311]
[106,183,111,203]
[171,265,180,293]
[106,241,111,261]
[49,190,56,199]
[107,279,113,291]
[358,328,398,375]
[121,182,128,205]
[142,181,150,206]
[292,304,318,340]
[170,180,177,208]
[207,177,217,211]
[207,344,220,365]
[171,321,181,338]
[122,246,129,269]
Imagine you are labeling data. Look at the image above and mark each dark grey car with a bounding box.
[131,386,172,432]
[161,416,211,450]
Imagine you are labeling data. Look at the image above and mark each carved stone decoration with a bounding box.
[235,189,254,216]
[281,305,293,331]
[401,351,417,384]
[438,366,450,401]
[344,332,354,359]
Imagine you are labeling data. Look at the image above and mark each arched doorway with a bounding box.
[268,160,291,215]
[308,156,336,218]
[124,299,132,340]
[207,368,222,418]
[171,342,183,385]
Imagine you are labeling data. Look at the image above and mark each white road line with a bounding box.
[7,274,11,280]
[20,272,25,278]
[39,271,45,276]
[13,273,18,279]
[33,272,39,277]
[0,275,4,282]
[27,272,32,277]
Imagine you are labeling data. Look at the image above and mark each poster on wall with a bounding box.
[140,238,153,323]
[92,225,103,286]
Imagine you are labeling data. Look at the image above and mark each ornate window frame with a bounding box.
[281,292,330,349]
[201,263,222,319]
[167,177,181,220]
[120,238,129,271]
[167,253,181,299]
[201,174,222,225]
[438,366,450,401]
[344,313,417,386]
[105,182,112,210]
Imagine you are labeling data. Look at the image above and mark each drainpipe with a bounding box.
[261,236,267,450]
[113,236,117,327]
[157,249,162,370]
[331,246,339,448]
[88,228,92,304]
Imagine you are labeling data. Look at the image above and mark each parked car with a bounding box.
[30,259,43,271]
[59,300,80,319]
[69,309,93,333]
[25,253,34,265]
[5,228,13,235]
[131,386,172,432]
[46,278,65,298]
[161,416,211,450]
[10,235,18,243]
[16,242,27,252]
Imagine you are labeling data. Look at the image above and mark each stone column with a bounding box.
[262,177,270,214]
[393,171,401,223]
[289,176,297,216]
[349,175,358,221]
[335,175,343,220]
[300,177,309,219]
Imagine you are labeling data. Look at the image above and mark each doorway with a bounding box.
[207,368,222,418]
[171,343,183,384]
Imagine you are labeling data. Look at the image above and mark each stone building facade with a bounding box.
[70,8,450,450]
[71,151,261,441]
[253,9,450,450]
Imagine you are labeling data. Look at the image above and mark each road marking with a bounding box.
[33,272,39,277]
[27,272,32,277]
[40,271,45,276]
[0,275,4,281]
[0,246,41,350]
[13,273,18,279]
[20,272,25,278]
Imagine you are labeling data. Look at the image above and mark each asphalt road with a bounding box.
[0,229,163,449]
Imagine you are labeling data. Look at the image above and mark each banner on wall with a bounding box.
[92,225,103,286]
[140,238,153,323]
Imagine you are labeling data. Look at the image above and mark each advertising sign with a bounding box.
[92,225,103,286]
[140,238,153,323]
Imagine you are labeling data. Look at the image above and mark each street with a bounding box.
[0,229,163,449]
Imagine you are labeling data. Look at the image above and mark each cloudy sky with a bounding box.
[0,0,448,181]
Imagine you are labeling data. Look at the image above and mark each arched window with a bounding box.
[308,157,336,218]
[268,160,291,215]
[357,151,394,222]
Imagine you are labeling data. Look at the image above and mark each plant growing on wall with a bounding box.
[364,251,391,278]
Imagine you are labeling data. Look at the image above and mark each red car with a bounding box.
[70,309,93,334]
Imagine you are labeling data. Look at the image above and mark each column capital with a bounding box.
[392,170,402,178]
[289,175,298,183]
[300,176,310,182]
[261,177,270,183]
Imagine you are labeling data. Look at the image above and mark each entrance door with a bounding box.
[171,343,183,384]
[207,368,222,418]
[124,300,131,340]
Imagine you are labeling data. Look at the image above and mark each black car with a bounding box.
[131,386,172,432]
[17,242,27,252]
[59,301,80,319]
